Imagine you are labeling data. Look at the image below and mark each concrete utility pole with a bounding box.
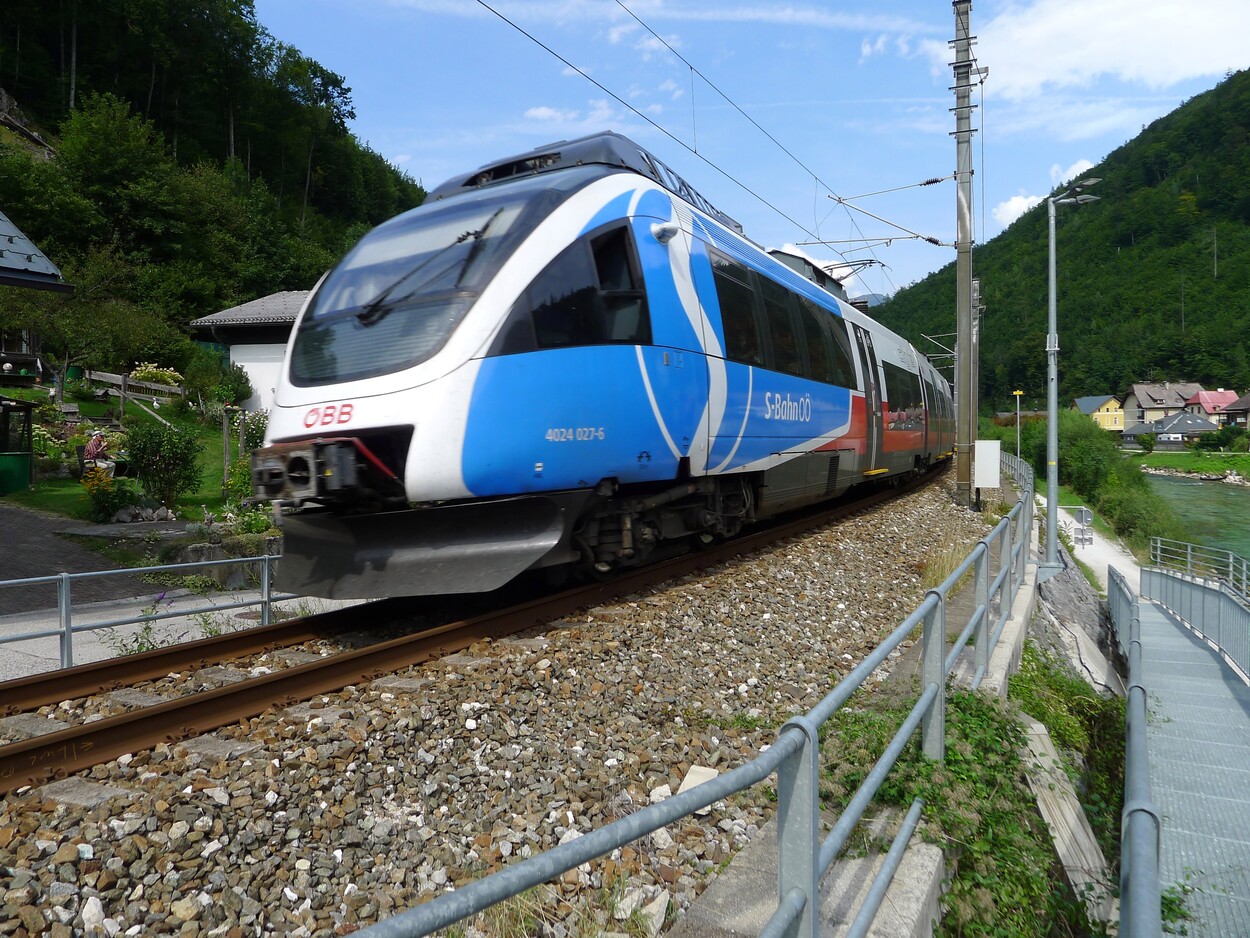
[952,0,976,507]
[1041,177,1101,582]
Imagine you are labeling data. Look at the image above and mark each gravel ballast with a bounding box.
[0,479,994,937]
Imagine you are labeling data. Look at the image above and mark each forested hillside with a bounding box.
[0,1,425,375]
[876,68,1250,412]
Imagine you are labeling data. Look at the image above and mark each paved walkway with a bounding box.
[1046,497,1250,934]
[0,501,184,612]
[1138,600,1250,935]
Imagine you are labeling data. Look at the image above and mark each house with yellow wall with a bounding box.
[1073,394,1125,433]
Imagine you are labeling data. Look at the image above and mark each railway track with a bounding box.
[0,468,941,795]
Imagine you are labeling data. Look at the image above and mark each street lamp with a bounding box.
[1013,389,1023,460]
[1041,176,1101,581]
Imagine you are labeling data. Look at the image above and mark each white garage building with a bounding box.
[190,291,308,411]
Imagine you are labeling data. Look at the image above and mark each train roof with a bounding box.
[428,131,744,235]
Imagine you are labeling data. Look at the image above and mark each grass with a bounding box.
[2,385,241,521]
[821,688,1102,937]
[1133,451,1250,475]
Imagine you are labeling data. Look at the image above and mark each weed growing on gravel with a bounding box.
[821,689,1100,937]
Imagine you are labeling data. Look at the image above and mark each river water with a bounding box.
[1145,474,1250,558]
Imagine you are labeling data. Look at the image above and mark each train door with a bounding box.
[852,324,883,470]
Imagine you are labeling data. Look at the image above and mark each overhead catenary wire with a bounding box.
[478,0,962,296]
[473,0,822,244]
[611,0,902,288]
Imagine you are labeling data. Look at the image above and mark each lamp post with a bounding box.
[1013,389,1023,460]
[1041,177,1101,581]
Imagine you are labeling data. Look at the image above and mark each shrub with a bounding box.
[81,468,141,522]
[125,423,201,508]
[130,362,184,386]
[238,409,268,452]
[224,457,253,502]
[216,361,253,405]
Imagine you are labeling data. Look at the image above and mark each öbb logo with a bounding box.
[303,404,354,428]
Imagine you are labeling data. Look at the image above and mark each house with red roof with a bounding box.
[1184,388,1240,426]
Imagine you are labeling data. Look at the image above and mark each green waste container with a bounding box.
[0,452,31,495]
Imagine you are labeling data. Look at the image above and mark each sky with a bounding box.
[252,0,1250,299]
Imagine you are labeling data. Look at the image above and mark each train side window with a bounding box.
[760,278,804,377]
[883,361,924,428]
[591,227,651,344]
[798,297,855,387]
[710,252,765,366]
[490,225,651,355]
[826,316,856,388]
[527,243,606,348]
[798,299,836,384]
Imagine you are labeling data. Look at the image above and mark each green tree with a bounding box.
[0,245,171,396]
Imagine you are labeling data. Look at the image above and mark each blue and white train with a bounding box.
[251,132,954,598]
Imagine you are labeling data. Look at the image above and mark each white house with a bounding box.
[189,291,308,411]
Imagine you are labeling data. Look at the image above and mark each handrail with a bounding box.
[0,554,292,667]
[1108,566,1163,938]
[1150,536,1250,602]
[355,455,1037,938]
[1142,542,1250,684]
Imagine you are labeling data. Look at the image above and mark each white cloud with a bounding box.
[585,98,616,123]
[658,79,684,101]
[979,0,1250,102]
[993,193,1042,228]
[989,92,1175,148]
[990,158,1097,229]
[1050,159,1095,188]
[524,106,579,122]
[859,34,888,63]
[635,33,680,61]
[607,23,637,44]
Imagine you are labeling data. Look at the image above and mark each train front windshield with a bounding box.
[289,166,613,386]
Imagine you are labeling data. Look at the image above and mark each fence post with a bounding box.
[975,549,990,679]
[921,591,945,761]
[776,717,820,938]
[58,573,74,668]
[261,554,272,627]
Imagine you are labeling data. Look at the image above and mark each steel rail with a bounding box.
[0,469,940,795]
[0,599,403,715]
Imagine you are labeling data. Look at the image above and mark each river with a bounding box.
[1145,474,1250,558]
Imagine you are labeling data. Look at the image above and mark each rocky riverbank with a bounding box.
[1140,466,1250,486]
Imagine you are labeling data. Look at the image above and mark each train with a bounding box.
[250,132,954,598]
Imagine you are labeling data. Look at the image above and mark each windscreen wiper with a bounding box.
[356,211,501,326]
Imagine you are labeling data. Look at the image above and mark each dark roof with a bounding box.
[0,208,72,292]
[1126,411,1220,437]
[1073,394,1118,415]
[189,291,309,329]
[1127,382,1203,409]
[1226,392,1250,414]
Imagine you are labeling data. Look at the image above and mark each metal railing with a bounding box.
[1108,565,1163,938]
[0,554,292,668]
[357,456,1037,938]
[1150,536,1250,604]
[1143,539,1250,680]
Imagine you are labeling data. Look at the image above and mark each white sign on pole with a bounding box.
[973,439,1001,489]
